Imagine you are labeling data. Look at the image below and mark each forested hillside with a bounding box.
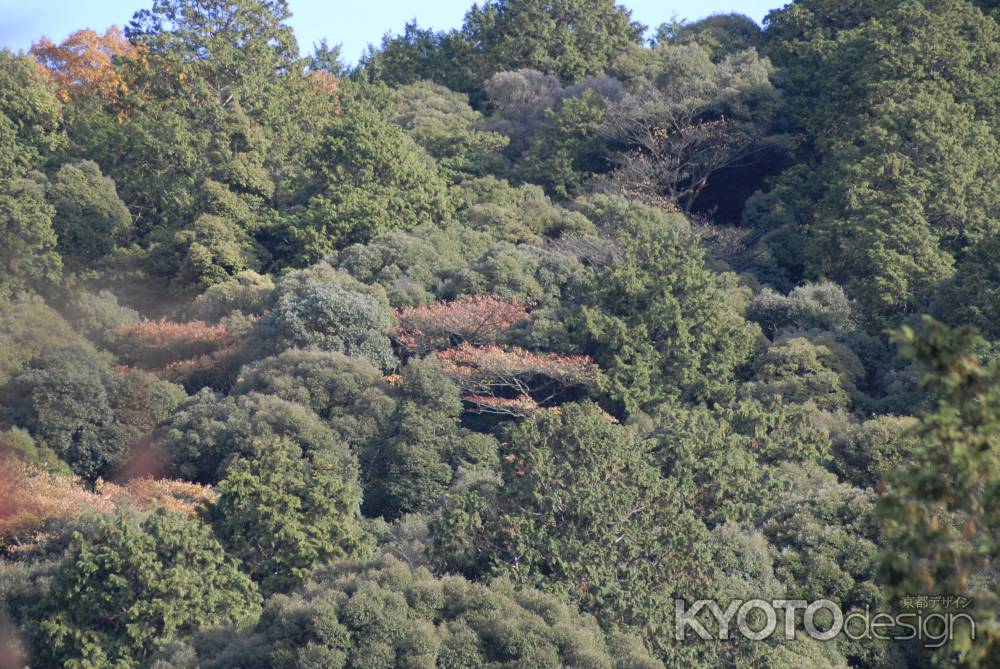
[1,0,999,667]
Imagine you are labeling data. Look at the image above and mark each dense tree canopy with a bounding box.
[153,554,663,669]
[431,403,715,664]
[32,510,260,668]
[285,99,453,261]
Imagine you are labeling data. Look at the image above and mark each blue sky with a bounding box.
[0,0,783,64]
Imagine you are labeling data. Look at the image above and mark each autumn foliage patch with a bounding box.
[392,294,530,354]
[391,296,596,414]
[115,318,246,386]
[30,27,141,103]
[436,343,598,414]
[0,457,215,554]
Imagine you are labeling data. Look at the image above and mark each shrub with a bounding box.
[254,264,396,370]
[32,509,261,668]
[151,554,662,669]
[160,390,345,484]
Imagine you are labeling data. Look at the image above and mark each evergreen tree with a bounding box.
[32,510,261,668]
[431,402,714,665]
[208,435,371,594]
[288,100,452,260]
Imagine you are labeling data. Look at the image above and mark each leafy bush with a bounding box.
[207,435,371,594]
[31,510,261,668]
[151,554,662,669]
[254,263,396,370]
[159,390,344,483]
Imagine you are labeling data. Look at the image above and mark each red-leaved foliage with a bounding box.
[393,295,531,355]
[308,70,340,97]
[30,27,141,103]
[462,394,540,416]
[96,477,217,515]
[0,457,215,554]
[116,318,244,386]
[121,317,230,350]
[155,341,247,387]
[435,343,598,414]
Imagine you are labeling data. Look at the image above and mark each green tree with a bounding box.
[287,101,452,261]
[828,414,918,490]
[361,357,498,519]
[761,467,900,668]
[126,0,299,115]
[747,281,855,338]
[652,398,830,526]
[391,80,508,183]
[208,435,371,594]
[157,213,262,292]
[1,343,126,480]
[878,318,1000,666]
[807,90,999,320]
[362,0,641,97]
[88,0,337,252]
[935,232,1000,340]
[0,295,77,386]
[518,89,610,199]
[0,51,64,296]
[234,348,397,447]
[109,367,187,445]
[0,425,72,475]
[570,196,760,413]
[358,21,477,93]
[744,334,864,411]
[431,402,714,665]
[463,0,643,84]
[762,468,882,611]
[0,50,63,181]
[187,269,274,321]
[753,0,1000,322]
[234,351,496,520]
[763,0,999,140]
[32,510,261,669]
[253,263,396,370]
[47,160,131,264]
[0,175,61,298]
[663,14,762,60]
[160,389,343,483]
[61,288,140,346]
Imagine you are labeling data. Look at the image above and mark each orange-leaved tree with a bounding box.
[435,343,598,415]
[114,317,247,388]
[0,456,215,554]
[393,294,530,355]
[30,26,141,103]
